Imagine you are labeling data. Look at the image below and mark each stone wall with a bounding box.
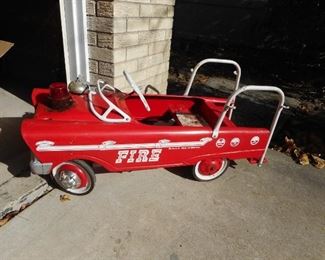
[86,0,175,93]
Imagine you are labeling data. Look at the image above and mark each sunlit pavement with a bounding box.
[0,150,324,259]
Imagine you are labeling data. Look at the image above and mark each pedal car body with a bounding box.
[21,59,286,195]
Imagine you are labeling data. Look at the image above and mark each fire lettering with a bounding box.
[135,150,149,163]
[115,150,129,163]
[149,149,162,162]
[115,149,162,164]
[127,149,137,163]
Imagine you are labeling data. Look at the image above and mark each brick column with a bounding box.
[86,0,175,93]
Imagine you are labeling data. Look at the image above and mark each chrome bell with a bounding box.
[68,77,88,94]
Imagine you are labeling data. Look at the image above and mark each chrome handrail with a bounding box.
[183,58,242,120]
[212,85,286,166]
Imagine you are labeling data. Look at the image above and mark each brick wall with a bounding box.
[86,0,175,93]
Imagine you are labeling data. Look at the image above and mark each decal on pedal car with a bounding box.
[230,137,240,147]
[216,138,226,148]
[35,138,212,152]
[250,136,260,146]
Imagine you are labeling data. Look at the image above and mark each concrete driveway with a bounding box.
[0,150,324,260]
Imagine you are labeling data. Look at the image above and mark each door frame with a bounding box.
[59,0,89,83]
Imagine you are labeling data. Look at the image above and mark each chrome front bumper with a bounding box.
[30,154,53,175]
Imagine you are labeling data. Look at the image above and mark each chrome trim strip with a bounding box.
[35,138,212,152]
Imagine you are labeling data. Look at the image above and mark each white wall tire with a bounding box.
[51,160,96,195]
[193,159,229,181]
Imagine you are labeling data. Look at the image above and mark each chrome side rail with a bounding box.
[212,85,286,167]
[183,58,242,119]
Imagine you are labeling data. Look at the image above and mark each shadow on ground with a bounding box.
[165,166,195,181]
[0,117,31,177]
[165,160,238,181]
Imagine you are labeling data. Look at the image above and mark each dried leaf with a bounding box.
[298,153,310,166]
[282,136,297,154]
[59,194,71,202]
[310,154,325,169]
[293,148,301,159]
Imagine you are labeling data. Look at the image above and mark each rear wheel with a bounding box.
[193,159,229,181]
[51,160,96,195]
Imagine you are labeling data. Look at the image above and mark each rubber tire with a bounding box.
[51,160,96,195]
[192,159,229,181]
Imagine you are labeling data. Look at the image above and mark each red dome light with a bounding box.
[49,82,72,110]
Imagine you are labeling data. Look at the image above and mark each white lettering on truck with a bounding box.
[115,149,162,164]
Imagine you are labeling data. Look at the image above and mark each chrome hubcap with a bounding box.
[59,170,81,189]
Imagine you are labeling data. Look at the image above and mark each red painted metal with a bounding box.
[21,83,271,177]
[198,159,222,176]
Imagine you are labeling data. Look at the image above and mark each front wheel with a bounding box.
[193,158,229,181]
[51,160,96,195]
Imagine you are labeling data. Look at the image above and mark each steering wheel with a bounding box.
[88,80,131,123]
[123,71,151,112]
